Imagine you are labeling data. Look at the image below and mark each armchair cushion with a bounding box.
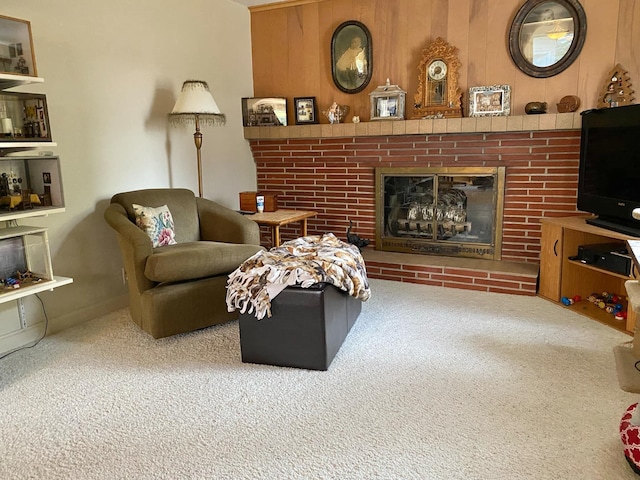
[132,203,177,247]
[145,241,263,284]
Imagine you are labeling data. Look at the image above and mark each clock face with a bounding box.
[428,60,447,81]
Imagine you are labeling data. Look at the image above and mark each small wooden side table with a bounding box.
[248,209,317,247]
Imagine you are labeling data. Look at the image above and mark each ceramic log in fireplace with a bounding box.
[375,167,505,260]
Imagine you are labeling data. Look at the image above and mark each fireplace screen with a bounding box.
[375,167,505,260]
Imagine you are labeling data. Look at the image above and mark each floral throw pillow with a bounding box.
[132,203,177,247]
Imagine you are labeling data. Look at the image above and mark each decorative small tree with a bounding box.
[597,63,636,108]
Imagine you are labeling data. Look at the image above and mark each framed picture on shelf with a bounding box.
[241,97,287,127]
[468,85,511,117]
[0,15,37,77]
[293,97,318,124]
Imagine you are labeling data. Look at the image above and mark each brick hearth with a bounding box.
[362,249,538,295]
[248,128,582,295]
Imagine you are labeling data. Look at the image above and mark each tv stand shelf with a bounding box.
[566,258,631,280]
[540,215,638,334]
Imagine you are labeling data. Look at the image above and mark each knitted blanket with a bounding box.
[226,233,370,320]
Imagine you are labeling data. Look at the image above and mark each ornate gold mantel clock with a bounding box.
[412,37,462,119]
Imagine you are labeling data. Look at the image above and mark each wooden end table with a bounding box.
[248,209,317,246]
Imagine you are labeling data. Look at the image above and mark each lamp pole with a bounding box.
[193,114,203,198]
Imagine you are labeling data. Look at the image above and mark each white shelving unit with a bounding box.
[0,72,44,90]
[0,277,72,304]
[0,73,72,356]
[0,142,57,152]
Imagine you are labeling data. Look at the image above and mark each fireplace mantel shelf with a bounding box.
[244,112,582,140]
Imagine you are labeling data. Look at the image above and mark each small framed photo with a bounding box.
[42,172,51,184]
[0,15,37,77]
[468,85,511,117]
[241,97,287,127]
[293,97,318,124]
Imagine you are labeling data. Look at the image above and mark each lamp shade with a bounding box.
[169,80,226,126]
[168,79,226,198]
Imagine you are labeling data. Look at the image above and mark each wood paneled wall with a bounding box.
[250,0,639,121]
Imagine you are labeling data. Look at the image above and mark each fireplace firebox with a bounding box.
[375,167,505,260]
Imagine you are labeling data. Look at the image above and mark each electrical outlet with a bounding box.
[121,268,127,285]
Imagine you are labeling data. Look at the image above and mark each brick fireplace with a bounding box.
[247,121,582,295]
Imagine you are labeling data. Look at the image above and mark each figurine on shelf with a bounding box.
[556,95,580,113]
[597,64,635,108]
[17,270,42,284]
[328,102,338,124]
[524,102,547,115]
[323,102,349,124]
[4,277,20,289]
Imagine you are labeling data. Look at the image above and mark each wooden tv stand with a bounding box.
[539,215,638,334]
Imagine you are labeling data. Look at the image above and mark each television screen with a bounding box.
[578,104,640,236]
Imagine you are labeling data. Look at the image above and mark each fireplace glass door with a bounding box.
[375,167,505,260]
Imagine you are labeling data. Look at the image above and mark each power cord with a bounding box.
[0,293,49,360]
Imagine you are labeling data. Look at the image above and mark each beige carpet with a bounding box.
[0,278,637,479]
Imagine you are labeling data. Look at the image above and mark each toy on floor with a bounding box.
[616,311,628,321]
[581,291,626,318]
[561,295,581,306]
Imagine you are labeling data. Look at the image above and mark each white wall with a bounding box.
[0,0,257,335]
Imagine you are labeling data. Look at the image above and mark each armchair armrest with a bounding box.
[196,198,261,245]
[104,203,154,250]
[104,203,155,294]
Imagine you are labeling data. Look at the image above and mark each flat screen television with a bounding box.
[578,104,640,237]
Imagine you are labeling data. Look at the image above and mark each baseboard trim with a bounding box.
[0,324,43,357]
[46,294,129,335]
[0,295,129,356]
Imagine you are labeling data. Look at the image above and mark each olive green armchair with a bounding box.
[104,188,263,339]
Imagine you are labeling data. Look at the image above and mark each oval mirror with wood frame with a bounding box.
[509,0,587,78]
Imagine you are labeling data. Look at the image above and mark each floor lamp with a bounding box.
[168,80,226,198]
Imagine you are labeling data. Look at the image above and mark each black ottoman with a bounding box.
[239,283,361,370]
